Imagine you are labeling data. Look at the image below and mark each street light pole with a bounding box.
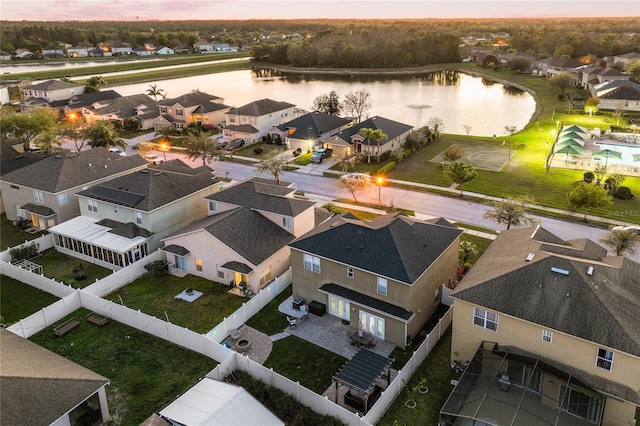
[376,176,383,209]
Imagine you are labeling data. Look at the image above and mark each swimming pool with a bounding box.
[593,141,640,166]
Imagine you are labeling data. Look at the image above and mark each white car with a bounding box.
[340,172,373,184]
[611,225,640,235]
[144,154,164,165]
[109,148,127,157]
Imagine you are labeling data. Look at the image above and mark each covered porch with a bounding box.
[18,203,56,230]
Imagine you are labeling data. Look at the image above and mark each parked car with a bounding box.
[340,172,373,184]
[109,148,127,157]
[215,139,228,149]
[310,148,333,164]
[227,138,245,151]
[144,154,164,165]
[612,225,640,235]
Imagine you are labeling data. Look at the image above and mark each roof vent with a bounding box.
[566,292,570,297]
[139,169,149,173]
[104,165,107,168]
[587,266,594,276]
[551,267,570,276]
[360,245,364,249]
[525,253,535,261]
[153,172,163,176]
[54,155,62,159]
[88,163,91,166]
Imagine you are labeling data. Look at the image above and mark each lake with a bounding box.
[113,69,536,136]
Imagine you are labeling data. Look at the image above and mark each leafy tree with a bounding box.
[343,89,373,123]
[36,130,61,155]
[427,117,444,135]
[462,124,472,136]
[340,174,373,204]
[146,83,167,101]
[605,173,626,195]
[85,75,108,92]
[312,90,341,115]
[599,229,639,257]
[506,57,532,73]
[593,164,608,185]
[443,145,465,163]
[567,183,612,221]
[549,72,573,95]
[359,127,388,163]
[482,195,538,230]
[58,119,86,152]
[625,58,640,81]
[256,155,288,184]
[337,152,357,173]
[443,162,478,197]
[0,107,58,151]
[481,54,499,69]
[85,120,127,151]
[183,131,219,166]
[584,97,600,117]
[458,240,478,266]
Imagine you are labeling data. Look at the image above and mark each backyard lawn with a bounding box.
[107,273,245,333]
[30,307,218,426]
[263,335,347,395]
[36,249,112,286]
[0,275,59,325]
[245,286,293,336]
[0,213,46,251]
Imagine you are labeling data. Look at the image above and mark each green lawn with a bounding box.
[0,275,59,325]
[234,142,288,160]
[263,335,347,395]
[36,249,111,286]
[0,213,46,251]
[379,329,458,426]
[107,273,245,333]
[245,286,292,336]
[30,308,218,426]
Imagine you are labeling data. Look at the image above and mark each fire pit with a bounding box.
[235,339,251,354]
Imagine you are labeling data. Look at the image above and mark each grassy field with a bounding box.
[0,275,59,325]
[106,273,245,334]
[36,248,112,286]
[0,214,46,251]
[245,286,293,336]
[30,307,218,426]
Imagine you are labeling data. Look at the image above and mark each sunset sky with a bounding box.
[0,0,637,21]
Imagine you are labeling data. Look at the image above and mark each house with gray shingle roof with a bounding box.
[447,226,640,425]
[21,79,85,109]
[289,212,462,347]
[81,93,157,129]
[323,116,413,159]
[0,328,111,425]
[268,111,353,153]
[223,99,296,145]
[161,177,318,295]
[0,148,148,231]
[153,92,230,132]
[48,159,221,269]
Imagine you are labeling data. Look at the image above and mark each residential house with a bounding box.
[110,43,132,56]
[81,93,157,129]
[212,43,237,52]
[193,40,214,52]
[597,84,640,112]
[268,111,353,153]
[49,159,221,269]
[0,329,111,426]
[0,148,148,230]
[613,52,640,65]
[577,66,631,91]
[153,92,230,132]
[14,49,34,59]
[153,46,175,55]
[132,46,153,56]
[532,57,583,80]
[64,90,123,117]
[323,116,413,159]
[41,45,64,58]
[66,45,90,58]
[0,84,9,105]
[175,44,192,54]
[0,140,43,214]
[22,79,85,104]
[446,226,640,425]
[90,46,112,57]
[161,177,319,295]
[591,79,640,98]
[0,51,11,61]
[223,99,296,144]
[289,213,462,347]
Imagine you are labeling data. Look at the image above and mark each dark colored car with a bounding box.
[310,148,333,164]
[227,138,245,151]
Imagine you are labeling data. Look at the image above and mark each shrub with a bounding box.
[557,94,565,101]
[253,147,264,154]
[614,186,634,200]
[144,260,169,277]
[583,171,595,183]
[9,242,39,263]
[378,161,396,174]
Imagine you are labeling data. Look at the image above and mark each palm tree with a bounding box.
[85,121,127,151]
[36,130,61,155]
[87,75,108,89]
[146,84,166,101]
[154,126,175,140]
[359,128,388,163]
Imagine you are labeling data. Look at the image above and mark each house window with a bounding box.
[360,311,384,338]
[229,117,236,123]
[558,385,603,423]
[87,199,98,212]
[33,191,44,203]
[10,184,19,190]
[217,270,225,279]
[596,348,613,371]
[377,277,387,296]
[58,193,68,206]
[542,329,553,343]
[209,201,217,212]
[329,295,350,320]
[473,307,498,331]
[160,107,167,113]
[176,109,183,116]
[282,217,292,229]
[303,253,320,273]
[135,212,142,224]
[347,267,354,278]
[195,258,203,272]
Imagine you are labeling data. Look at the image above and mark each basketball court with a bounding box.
[432,144,513,171]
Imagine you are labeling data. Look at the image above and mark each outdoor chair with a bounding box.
[299,304,309,321]
[287,316,297,329]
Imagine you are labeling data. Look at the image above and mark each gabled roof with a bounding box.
[27,79,83,92]
[205,180,314,216]
[545,58,583,69]
[616,52,640,60]
[597,67,629,77]
[78,159,218,212]
[67,90,122,109]
[0,329,109,426]
[1,148,148,193]
[224,124,259,134]
[88,93,155,118]
[42,45,63,51]
[600,86,640,101]
[157,92,226,109]
[331,116,413,146]
[275,111,351,140]
[0,141,43,175]
[452,226,640,357]
[226,98,295,117]
[290,213,461,284]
